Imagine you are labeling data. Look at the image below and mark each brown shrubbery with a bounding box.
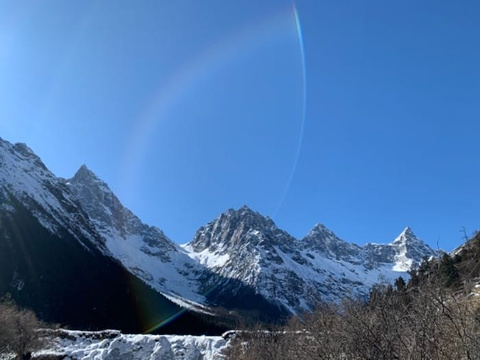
[0,301,51,360]
[227,252,480,359]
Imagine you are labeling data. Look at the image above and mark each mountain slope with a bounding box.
[68,165,209,311]
[0,138,226,334]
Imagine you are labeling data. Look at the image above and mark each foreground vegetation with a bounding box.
[0,299,50,360]
[227,232,480,359]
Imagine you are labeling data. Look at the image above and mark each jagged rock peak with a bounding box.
[70,164,111,193]
[226,204,259,216]
[388,227,436,271]
[302,222,362,260]
[68,162,175,254]
[402,226,414,236]
[303,223,350,245]
[189,206,287,253]
[73,164,101,182]
[0,138,48,171]
[240,204,251,211]
[220,205,276,229]
[13,142,36,156]
[306,223,333,236]
[393,226,421,244]
[76,163,93,175]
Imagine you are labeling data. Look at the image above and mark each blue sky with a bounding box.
[0,0,479,250]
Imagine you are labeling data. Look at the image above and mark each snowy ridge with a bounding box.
[0,138,210,314]
[0,137,438,317]
[392,227,415,271]
[68,165,210,309]
[186,207,437,314]
[0,138,104,250]
[37,329,229,360]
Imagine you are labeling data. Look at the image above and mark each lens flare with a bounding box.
[120,5,304,202]
[121,4,309,332]
[273,2,307,218]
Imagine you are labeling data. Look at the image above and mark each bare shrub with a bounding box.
[224,325,293,360]
[227,282,480,360]
[0,302,51,360]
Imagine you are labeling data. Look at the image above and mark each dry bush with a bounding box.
[0,302,51,360]
[227,283,480,360]
[224,324,293,360]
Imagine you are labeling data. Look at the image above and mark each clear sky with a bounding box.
[0,0,479,251]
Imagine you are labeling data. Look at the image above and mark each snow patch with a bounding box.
[37,329,230,360]
[183,245,230,268]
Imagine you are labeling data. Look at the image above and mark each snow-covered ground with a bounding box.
[36,330,230,360]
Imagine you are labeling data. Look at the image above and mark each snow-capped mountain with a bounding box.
[0,139,104,251]
[185,207,437,314]
[301,223,363,264]
[0,138,225,334]
[0,136,437,327]
[68,165,209,311]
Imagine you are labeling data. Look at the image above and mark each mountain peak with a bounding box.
[78,163,90,172]
[389,227,436,271]
[223,205,272,224]
[13,142,35,156]
[393,226,420,244]
[402,226,414,236]
[73,164,99,181]
[70,164,111,193]
[233,204,261,217]
[304,223,345,242]
[229,204,255,216]
[3,141,49,171]
[189,206,287,254]
[310,223,329,232]
[302,223,362,261]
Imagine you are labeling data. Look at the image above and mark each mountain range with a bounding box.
[0,137,437,333]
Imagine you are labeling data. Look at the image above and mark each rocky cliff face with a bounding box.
[0,139,104,251]
[185,207,437,313]
[68,164,209,311]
